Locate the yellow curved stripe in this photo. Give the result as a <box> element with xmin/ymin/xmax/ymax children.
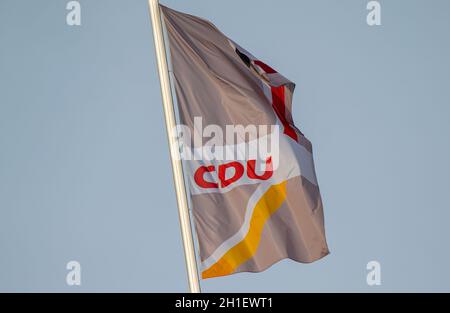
<box><xmin>202</xmin><ymin>181</ymin><xmax>287</xmax><ymax>279</ymax></box>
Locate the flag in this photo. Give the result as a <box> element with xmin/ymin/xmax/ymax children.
<box><xmin>161</xmin><ymin>5</ymin><xmax>329</xmax><ymax>279</ymax></box>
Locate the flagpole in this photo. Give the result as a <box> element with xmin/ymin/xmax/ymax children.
<box><xmin>148</xmin><ymin>0</ymin><xmax>201</xmax><ymax>293</ymax></box>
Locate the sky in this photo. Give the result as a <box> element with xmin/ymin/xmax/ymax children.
<box><xmin>0</xmin><ymin>0</ymin><xmax>449</xmax><ymax>292</ymax></box>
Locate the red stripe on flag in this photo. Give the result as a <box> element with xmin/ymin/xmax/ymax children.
<box><xmin>254</xmin><ymin>60</ymin><xmax>277</xmax><ymax>74</ymax></box>
<box><xmin>271</xmin><ymin>85</ymin><xmax>298</xmax><ymax>141</ymax></box>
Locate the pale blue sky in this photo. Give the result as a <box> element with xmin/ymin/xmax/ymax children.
<box><xmin>0</xmin><ymin>0</ymin><xmax>449</xmax><ymax>292</ymax></box>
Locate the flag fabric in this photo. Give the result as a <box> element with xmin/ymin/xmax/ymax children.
<box><xmin>161</xmin><ymin>5</ymin><xmax>329</xmax><ymax>279</ymax></box>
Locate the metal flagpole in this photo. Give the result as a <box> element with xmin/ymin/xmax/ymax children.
<box><xmin>148</xmin><ymin>0</ymin><xmax>201</xmax><ymax>293</ymax></box>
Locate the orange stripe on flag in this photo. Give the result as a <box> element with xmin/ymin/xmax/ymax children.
<box><xmin>202</xmin><ymin>181</ymin><xmax>288</xmax><ymax>279</ymax></box>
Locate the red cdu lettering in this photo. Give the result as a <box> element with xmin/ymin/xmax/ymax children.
<box><xmin>194</xmin><ymin>157</ymin><xmax>274</xmax><ymax>189</ymax></box>
<box><xmin>247</xmin><ymin>157</ymin><xmax>273</xmax><ymax>180</ymax></box>
<box><xmin>194</xmin><ymin>165</ymin><xmax>219</xmax><ymax>189</ymax></box>
<box><xmin>218</xmin><ymin>162</ymin><xmax>244</xmax><ymax>188</ymax></box>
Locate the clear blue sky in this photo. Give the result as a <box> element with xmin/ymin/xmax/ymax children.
<box><xmin>1</xmin><ymin>0</ymin><xmax>449</xmax><ymax>292</ymax></box>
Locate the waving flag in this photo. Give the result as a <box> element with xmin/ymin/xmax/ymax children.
<box><xmin>161</xmin><ymin>5</ymin><xmax>329</xmax><ymax>279</ymax></box>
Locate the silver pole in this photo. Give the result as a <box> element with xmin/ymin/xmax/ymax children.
<box><xmin>148</xmin><ymin>0</ymin><xmax>201</xmax><ymax>293</ymax></box>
